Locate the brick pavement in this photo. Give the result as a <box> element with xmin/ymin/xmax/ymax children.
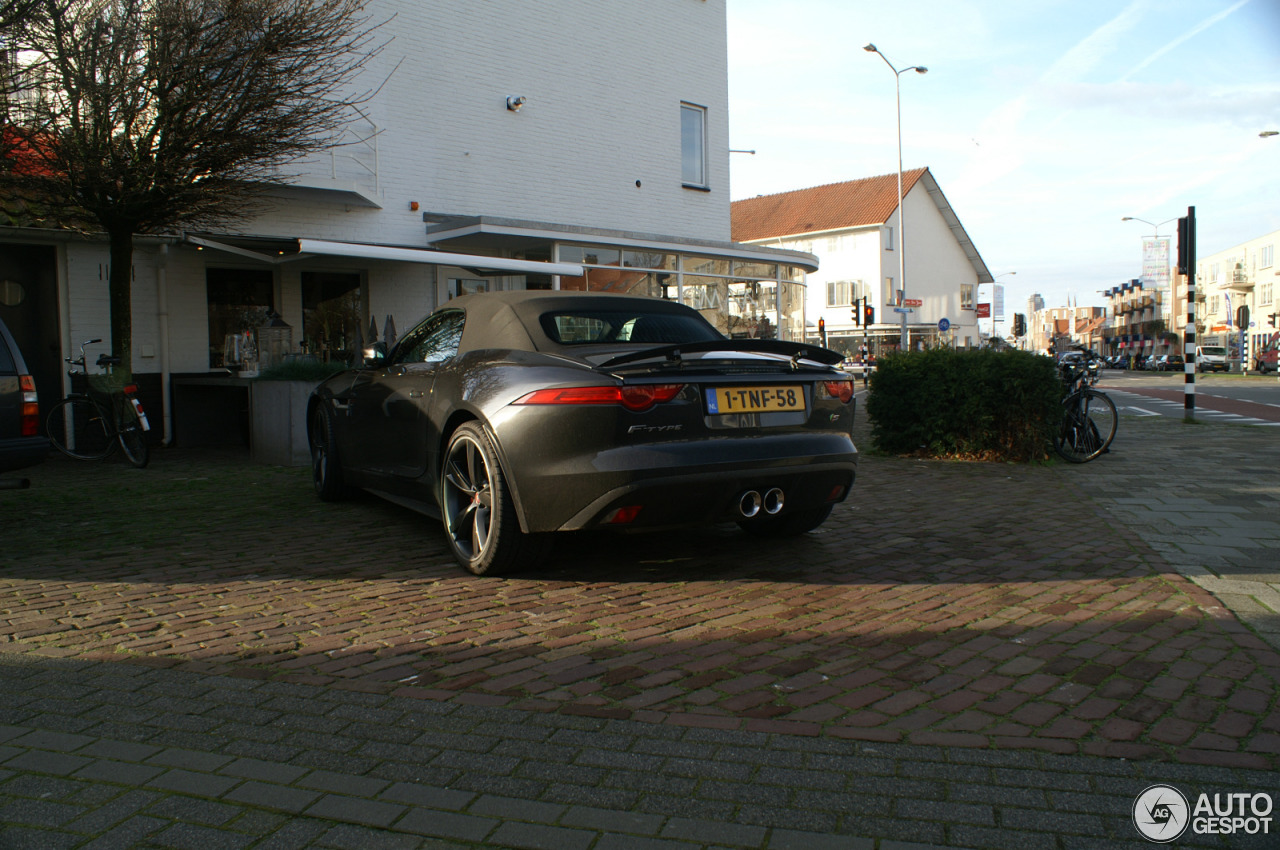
<box><xmin>2</xmin><ymin>410</ymin><xmax>1279</xmax><ymax>848</ymax></box>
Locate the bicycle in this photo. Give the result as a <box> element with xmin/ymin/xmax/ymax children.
<box><xmin>1054</xmin><ymin>348</ymin><xmax>1116</xmax><ymax>463</ymax></box>
<box><xmin>45</xmin><ymin>338</ymin><xmax>152</xmax><ymax>468</ymax></box>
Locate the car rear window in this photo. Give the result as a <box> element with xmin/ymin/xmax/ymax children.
<box><xmin>540</xmin><ymin>310</ymin><xmax>722</xmax><ymax>345</ymax></box>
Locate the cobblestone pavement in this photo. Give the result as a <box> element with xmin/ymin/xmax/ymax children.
<box><xmin>2</xmin><ymin>409</ymin><xmax>1278</xmax><ymax>849</ymax></box>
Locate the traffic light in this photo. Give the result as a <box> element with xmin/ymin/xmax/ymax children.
<box><xmin>851</xmin><ymin>306</ymin><xmax>860</xmax><ymax>326</ymax></box>
<box><xmin>863</xmin><ymin>303</ymin><xmax>874</xmax><ymax>326</ymax></box>
<box><xmin>1013</xmin><ymin>313</ymin><xmax>1026</xmax><ymax>337</ymax></box>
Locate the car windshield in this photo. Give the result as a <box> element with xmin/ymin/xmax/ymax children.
<box><xmin>540</xmin><ymin>310</ymin><xmax>723</xmax><ymax>346</ymax></box>
<box><xmin>1200</xmin><ymin>347</ymin><xmax>1225</xmax><ymax>356</ymax></box>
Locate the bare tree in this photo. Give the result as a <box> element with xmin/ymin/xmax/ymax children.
<box><xmin>3</xmin><ymin>0</ymin><xmax>385</xmax><ymax>375</ymax></box>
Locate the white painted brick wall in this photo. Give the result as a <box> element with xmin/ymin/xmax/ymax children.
<box><xmin>257</xmin><ymin>0</ymin><xmax>731</xmax><ymax>243</ymax></box>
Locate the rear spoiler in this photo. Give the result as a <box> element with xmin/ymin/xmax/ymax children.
<box><xmin>599</xmin><ymin>339</ymin><xmax>844</xmax><ymax>369</ymax></box>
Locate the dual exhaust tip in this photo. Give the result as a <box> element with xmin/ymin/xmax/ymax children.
<box><xmin>739</xmin><ymin>488</ymin><xmax>784</xmax><ymax>518</ymax></box>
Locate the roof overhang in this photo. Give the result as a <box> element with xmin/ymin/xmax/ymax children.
<box><xmin>266</xmin><ymin>179</ymin><xmax>383</xmax><ymax>209</ymax></box>
<box><xmin>423</xmin><ymin>215</ymin><xmax>820</xmax><ymax>273</ymax></box>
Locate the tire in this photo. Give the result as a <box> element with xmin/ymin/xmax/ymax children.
<box><xmin>46</xmin><ymin>397</ymin><xmax>113</xmax><ymax>460</ymax></box>
<box><xmin>738</xmin><ymin>504</ymin><xmax>834</xmax><ymax>538</ymax></box>
<box><xmin>309</xmin><ymin>403</ymin><xmax>352</xmax><ymax>501</ymax></box>
<box><xmin>117</xmin><ymin>418</ymin><xmax>150</xmax><ymax>468</ymax></box>
<box><xmin>440</xmin><ymin>421</ymin><xmax>549</xmax><ymax>576</ymax></box>
<box><xmin>1054</xmin><ymin>389</ymin><xmax>1117</xmax><ymax>463</ymax></box>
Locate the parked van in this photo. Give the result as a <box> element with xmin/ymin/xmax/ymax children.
<box><xmin>1196</xmin><ymin>345</ymin><xmax>1229</xmax><ymax>373</ymax></box>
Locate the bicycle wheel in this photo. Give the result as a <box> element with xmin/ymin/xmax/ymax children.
<box><xmin>46</xmin><ymin>397</ymin><xmax>113</xmax><ymax>460</ymax></box>
<box><xmin>1054</xmin><ymin>389</ymin><xmax>1117</xmax><ymax>463</ymax></box>
<box><xmin>117</xmin><ymin>414</ymin><xmax>150</xmax><ymax>468</ymax></box>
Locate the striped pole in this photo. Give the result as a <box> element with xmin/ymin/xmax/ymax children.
<box><xmin>1179</xmin><ymin>208</ymin><xmax>1196</xmax><ymax>420</ymax></box>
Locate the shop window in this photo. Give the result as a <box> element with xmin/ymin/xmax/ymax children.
<box><xmin>301</xmin><ymin>271</ymin><xmax>364</xmax><ymax>363</ymax></box>
<box><xmin>207</xmin><ymin>268</ymin><xmax>274</xmax><ymax>368</ymax></box>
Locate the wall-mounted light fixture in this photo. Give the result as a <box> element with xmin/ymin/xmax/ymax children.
<box><xmin>506</xmin><ymin>95</ymin><xmax>527</xmax><ymax>112</ymax></box>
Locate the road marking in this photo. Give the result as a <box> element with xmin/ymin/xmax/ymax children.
<box><xmin>1125</xmin><ymin>406</ymin><xmax>1161</xmax><ymax>417</ymax></box>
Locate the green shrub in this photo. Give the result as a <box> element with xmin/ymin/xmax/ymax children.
<box><xmin>865</xmin><ymin>348</ymin><xmax>1060</xmax><ymax>461</ymax></box>
<box><xmin>252</xmin><ymin>358</ymin><xmax>349</xmax><ymax>383</ymax></box>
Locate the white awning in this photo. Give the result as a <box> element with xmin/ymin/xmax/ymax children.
<box><xmin>296</xmin><ymin>238</ymin><xmax>584</xmax><ymax>277</ymax></box>
<box><xmin>185</xmin><ymin>235</ymin><xmax>583</xmax><ymax>277</ymax></box>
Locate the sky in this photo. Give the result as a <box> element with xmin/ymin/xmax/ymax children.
<box><xmin>725</xmin><ymin>0</ymin><xmax>1280</xmax><ymax>333</ymax></box>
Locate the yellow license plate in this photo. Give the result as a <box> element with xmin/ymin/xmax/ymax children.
<box><xmin>705</xmin><ymin>385</ymin><xmax>805</xmax><ymax>414</ymax></box>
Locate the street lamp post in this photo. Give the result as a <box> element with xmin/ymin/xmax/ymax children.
<box><xmin>864</xmin><ymin>44</ymin><xmax>927</xmax><ymax>352</ymax></box>
<box><xmin>1122</xmin><ymin>215</ymin><xmax>1177</xmax><ymax>361</ymax></box>
<box><xmin>988</xmin><ymin>271</ymin><xmax>1016</xmax><ymax>342</ymax></box>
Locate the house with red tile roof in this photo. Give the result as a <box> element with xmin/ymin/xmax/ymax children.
<box><xmin>732</xmin><ymin>168</ymin><xmax>993</xmax><ymax>357</ymax></box>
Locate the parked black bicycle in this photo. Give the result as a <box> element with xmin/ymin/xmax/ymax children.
<box><xmin>45</xmin><ymin>339</ymin><xmax>151</xmax><ymax>468</ymax></box>
<box><xmin>1054</xmin><ymin>348</ymin><xmax>1115</xmax><ymax>463</ymax></box>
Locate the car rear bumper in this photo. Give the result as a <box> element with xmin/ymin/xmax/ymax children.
<box><xmin>505</xmin><ymin>434</ymin><xmax>857</xmax><ymax>533</ymax></box>
<box><xmin>0</xmin><ymin>436</ymin><xmax>49</xmax><ymax>474</ymax></box>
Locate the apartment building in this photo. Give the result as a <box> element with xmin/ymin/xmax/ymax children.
<box><xmin>1195</xmin><ymin>228</ymin><xmax>1278</xmax><ymax>365</ymax></box>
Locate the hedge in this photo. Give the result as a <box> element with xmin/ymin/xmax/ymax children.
<box><xmin>865</xmin><ymin>348</ymin><xmax>1061</xmax><ymax>462</ymax></box>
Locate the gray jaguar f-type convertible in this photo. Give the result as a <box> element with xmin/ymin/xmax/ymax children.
<box><xmin>308</xmin><ymin>291</ymin><xmax>858</xmax><ymax>575</ymax></box>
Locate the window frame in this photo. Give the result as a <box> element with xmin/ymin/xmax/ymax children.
<box><xmin>680</xmin><ymin>102</ymin><xmax>708</xmax><ymax>189</ymax></box>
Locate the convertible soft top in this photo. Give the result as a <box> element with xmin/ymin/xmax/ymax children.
<box><xmin>449</xmin><ymin>290</ymin><xmax>722</xmax><ymax>354</ymax></box>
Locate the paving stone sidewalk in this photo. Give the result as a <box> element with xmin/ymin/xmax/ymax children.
<box><xmin>2</xmin><ymin>411</ymin><xmax>1279</xmax><ymax>848</ymax></box>
<box><xmin>3</xmin><ymin>652</ymin><xmax>1278</xmax><ymax>850</ymax></box>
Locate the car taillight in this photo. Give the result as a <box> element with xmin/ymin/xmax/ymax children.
<box><xmin>514</xmin><ymin>384</ymin><xmax>684</xmax><ymax>413</ymax></box>
<box><xmin>822</xmin><ymin>380</ymin><xmax>854</xmax><ymax>403</ymax></box>
<box><xmin>19</xmin><ymin>375</ymin><xmax>38</xmax><ymax>437</ymax></box>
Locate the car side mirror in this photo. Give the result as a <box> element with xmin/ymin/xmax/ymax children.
<box><xmin>362</xmin><ymin>341</ymin><xmax>388</xmax><ymax>368</ymax></box>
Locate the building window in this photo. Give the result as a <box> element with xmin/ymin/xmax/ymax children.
<box><xmin>884</xmin><ymin>277</ymin><xmax>895</xmax><ymax>305</ymax></box>
<box><xmin>680</xmin><ymin>103</ymin><xmax>707</xmax><ymax>188</ymax></box>
<box><xmin>826</xmin><ymin>280</ymin><xmax>851</xmax><ymax>307</ymax></box>
<box><xmin>1261</xmin><ymin>282</ymin><xmax>1273</xmax><ymax>306</ymax></box>
<box><xmin>1262</xmin><ymin>244</ymin><xmax>1275</xmax><ymax>269</ymax></box>
<box><xmin>961</xmin><ymin>283</ymin><xmax>975</xmax><ymax>311</ymax></box>
<box><xmin>884</xmin><ymin>226</ymin><xmax>894</xmax><ymax>251</ymax></box>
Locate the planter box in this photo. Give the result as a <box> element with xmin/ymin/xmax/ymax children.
<box><xmin>250</xmin><ymin>381</ymin><xmax>314</xmax><ymax>467</ymax></box>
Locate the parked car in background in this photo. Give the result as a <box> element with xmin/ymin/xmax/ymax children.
<box><xmin>1254</xmin><ymin>332</ymin><xmax>1278</xmax><ymax>373</ymax></box>
<box><xmin>1</xmin><ymin>314</ymin><xmax>49</xmax><ymax>482</ymax></box>
<box><xmin>1156</xmin><ymin>354</ymin><xmax>1185</xmax><ymax>371</ymax></box>
<box><xmin>1197</xmin><ymin>345</ymin><xmax>1229</xmax><ymax>373</ymax></box>
<box><xmin>308</xmin><ymin>291</ymin><xmax>859</xmax><ymax>575</ymax></box>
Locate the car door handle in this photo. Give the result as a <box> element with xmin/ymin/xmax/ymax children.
<box><xmin>408</xmin><ymin>389</ymin><xmax>424</xmax><ymax>398</ymax></box>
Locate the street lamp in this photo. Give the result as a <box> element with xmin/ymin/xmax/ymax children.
<box><xmin>864</xmin><ymin>43</ymin><xmax>927</xmax><ymax>351</ymax></box>
<box><xmin>1120</xmin><ymin>215</ymin><xmax>1177</xmax><ymax>236</ymax></box>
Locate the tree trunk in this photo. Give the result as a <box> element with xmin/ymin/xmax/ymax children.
<box><xmin>107</xmin><ymin>227</ymin><xmax>134</xmax><ymax>379</ymax></box>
